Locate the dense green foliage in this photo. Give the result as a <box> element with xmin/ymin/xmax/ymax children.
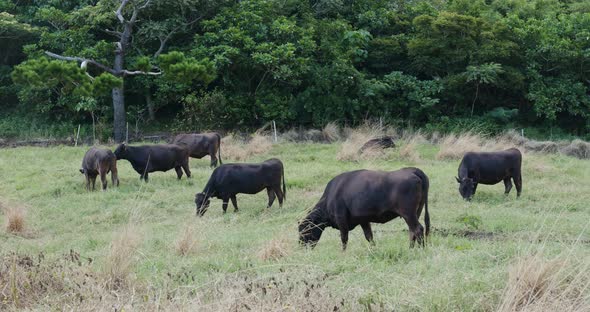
<box><xmin>2</xmin><ymin>0</ymin><xmax>589</xmax><ymax>138</ymax></box>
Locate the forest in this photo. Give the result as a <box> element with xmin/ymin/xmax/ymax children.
<box><xmin>1</xmin><ymin>0</ymin><xmax>590</xmax><ymax>141</ymax></box>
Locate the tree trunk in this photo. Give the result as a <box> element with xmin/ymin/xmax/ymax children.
<box><xmin>146</xmin><ymin>92</ymin><xmax>155</xmax><ymax>121</ymax></box>
<box><xmin>112</xmin><ymin>48</ymin><xmax>126</xmax><ymax>142</ymax></box>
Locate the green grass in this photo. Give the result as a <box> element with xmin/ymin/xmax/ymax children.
<box><xmin>0</xmin><ymin>142</ymin><xmax>589</xmax><ymax>310</ymax></box>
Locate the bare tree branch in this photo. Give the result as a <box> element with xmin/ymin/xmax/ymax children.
<box><xmin>114</xmin><ymin>0</ymin><xmax>130</xmax><ymax>23</ymax></box>
<box><xmin>121</xmin><ymin>69</ymin><xmax>161</xmax><ymax>76</ymax></box>
<box><xmin>104</xmin><ymin>29</ymin><xmax>123</xmax><ymax>38</ymax></box>
<box><xmin>45</xmin><ymin>51</ymin><xmax>117</xmax><ymax>75</ymax></box>
<box><xmin>153</xmin><ymin>16</ymin><xmax>204</xmax><ymax>58</ymax></box>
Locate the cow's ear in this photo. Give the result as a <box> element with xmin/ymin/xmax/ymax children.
<box><xmin>455</xmin><ymin>177</ymin><xmax>461</xmax><ymax>183</ymax></box>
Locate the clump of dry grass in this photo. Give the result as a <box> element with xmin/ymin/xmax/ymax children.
<box><xmin>175</xmin><ymin>224</ymin><xmax>199</xmax><ymax>256</ymax></box>
<box><xmin>337</xmin><ymin>124</ymin><xmax>388</xmax><ymax>161</ymax></box>
<box><xmin>103</xmin><ymin>225</ymin><xmax>141</xmax><ymax>289</ymax></box>
<box><xmin>560</xmin><ymin>139</ymin><xmax>590</xmax><ymax>159</ymax></box>
<box><xmin>322</xmin><ymin>122</ymin><xmax>341</xmax><ymax>142</ymax></box>
<box><xmin>398</xmin><ymin>141</ymin><xmax>421</xmax><ymax>163</ymax></box>
<box><xmin>498</xmin><ymin>253</ymin><xmax>590</xmax><ymax>312</ymax></box>
<box><xmin>257</xmin><ymin>236</ymin><xmax>291</xmax><ymax>261</ymax></box>
<box><xmin>436</xmin><ymin>132</ymin><xmax>517</xmax><ymax>160</ymax></box>
<box><xmin>1</xmin><ymin>200</ymin><xmax>27</xmax><ymax>235</ymax></box>
<box><xmin>221</xmin><ymin>134</ymin><xmax>273</xmax><ymax>161</ymax></box>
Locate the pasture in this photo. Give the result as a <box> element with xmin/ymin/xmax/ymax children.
<box><xmin>0</xmin><ymin>134</ymin><xmax>589</xmax><ymax>311</ymax></box>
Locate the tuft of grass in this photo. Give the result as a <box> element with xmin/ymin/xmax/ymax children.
<box><xmin>498</xmin><ymin>253</ymin><xmax>590</xmax><ymax>312</ymax></box>
<box><xmin>436</xmin><ymin>132</ymin><xmax>517</xmax><ymax>160</ymax></box>
<box><xmin>175</xmin><ymin>224</ymin><xmax>198</xmax><ymax>256</ymax></box>
<box><xmin>221</xmin><ymin>134</ymin><xmax>273</xmax><ymax>161</ymax></box>
<box><xmin>256</xmin><ymin>236</ymin><xmax>291</xmax><ymax>261</ymax></box>
<box><xmin>322</xmin><ymin>122</ymin><xmax>341</xmax><ymax>142</ymax></box>
<box><xmin>103</xmin><ymin>225</ymin><xmax>141</xmax><ymax>289</ymax></box>
<box><xmin>560</xmin><ymin>139</ymin><xmax>590</xmax><ymax>159</ymax></box>
<box><xmin>1</xmin><ymin>200</ymin><xmax>26</xmax><ymax>235</ymax></box>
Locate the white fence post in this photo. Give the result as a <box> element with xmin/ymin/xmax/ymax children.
<box><xmin>272</xmin><ymin>120</ymin><xmax>278</xmax><ymax>143</ymax></box>
<box><xmin>75</xmin><ymin>124</ymin><xmax>80</xmax><ymax>146</ymax></box>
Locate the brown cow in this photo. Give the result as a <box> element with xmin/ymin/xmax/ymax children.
<box><xmin>80</xmin><ymin>147</ymin><xmax>119</xmax><ymax>191</ymax></box>
<box><xmin>172</xmin><ymin>133</ymin><xmax>222</xmax><ymax>167</ymax></box>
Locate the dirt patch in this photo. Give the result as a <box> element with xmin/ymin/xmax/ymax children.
<box><xmin>434</xmin><ymin>228</ymin><xmax>500</xmax><ymax>240</ymax></box>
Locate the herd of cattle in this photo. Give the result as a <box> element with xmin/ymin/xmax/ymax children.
<box><xmin>79</xmin><ymin>132</ymin><xmax>523</xmax><ymax>249</ymax></box>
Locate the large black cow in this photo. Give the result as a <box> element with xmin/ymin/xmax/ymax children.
<box><xmin>456</xmin><ymin>148</ymin><xmax>522</xmax><ymax>200</ymax></box>
<box><xmin>113</xmin><ymin>143</ymin><xmax>191</xmax><ymax>182</ymax></box>
<box><xmin>195</xmin><ymin>158</ymin><xmax>286</xmax><ymax>216</ymax></box>
<box><xmin>299</xmin><ymin>167</ymin><xmax>430</xmax><ymax>250</ymax></box>
<box><xmin>172</xmin><ymin>133</ymin><xmax>222</xmax><ymax>167</ymax></box>
<box><xmin>79</xmin><ymin>147</ymin><xmax>119</xmax><ymax>191</ymax></box>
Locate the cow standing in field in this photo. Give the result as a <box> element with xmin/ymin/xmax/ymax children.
<box><xmin>299</xmin><ymin>167</ymin><xmax>430</xmax><ymax>250</ymax></box>
<box><xmin>113</xmin><ymin>143</ymin><xmax>191</xmax><ymax>182</ymax></box>
<box><xmin>195</xmin><ymin>158</ymin><xmax>286</xmax><ymax>216</ymax></box>
<box><xmin>172</xmin><ymin>133</ymin><xmax>222</xmax><ymax>167</ymax></box>
<box><xmin>80</xmin><ymin>147</ymin><xmax>119</xmax><ymax>191</ymax></box>
<box><xmin>456</xmin><ymin>148</ymin><xmax>522</xmax><ymax>200</ymax></box>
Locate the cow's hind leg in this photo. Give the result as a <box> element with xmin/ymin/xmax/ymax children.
<box><xmin>503</xmin><ymin>177</ymin><xmax>513</xmax><ymax>195</ymax></box>
<box><xmin>361</xmin><ymin>223</ymin><xmax>375</xmax><ymax>245</ymax></box>
<box><xmin>266</xmin><ymin>187</ymin><xmax>276</xmax><ymax>208</ymax></box>
<box><xmin>230</xmin><ymin>195</ymin><xmax>238</xmax><ymax>212</ymax></box>
<box><xmin>209</xmin><ymin>148</ymin><xmax>218</xmax><ymax>168</ymax></box>
<box><xmin>90</xmin><ymin>175</ymin><xmax>97</xmax><ymax>191</ymax></box>
<box><xmin>142</xmin><ymin>172</ymin><xmax>149</xmax><ymax>183</ymax></box>
<box><xmin>85</xmin><ymin>173</ymin><xmax>91</xmax><ymax>191</ymax></box>
<box><xmin>175</xmin><ymin>166</ymin><xmax>183</xmax><ymax>180</ymax></box>
<box><xmin>402</xmin><ymin>213</ymin><xmax>425</xmax><ymax>248</ymax></box>
<box><xmin>514</xmin><ymin>173</ymin><xmax>522</xmax><ymax>197</ymax></box>
<box><xmin>111</xmin><ymin>165</ymin><xmax>119</xmax><ymax>187</ymax></box>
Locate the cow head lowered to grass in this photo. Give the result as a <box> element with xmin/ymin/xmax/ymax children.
<box><xmin>195</xmin><ymin>192</ymin><xmax>211</xmax><ymax>216</ymax></box>
<box><xmin>456</xmin><ymin>176</ymin><xmax>476</xmax><ymax>201</ymax></box>
<box><xmin>299</xmin><ymin>167</ymin><xmax>430</xmax><ymax>250</ymax></box>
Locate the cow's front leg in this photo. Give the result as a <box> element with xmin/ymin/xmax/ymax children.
<box><xmin>175</xmin><ymin>166</ymin><xmax>183</xmax><ymax>180</ymax></box>
<box><xmin>339</xmin><ymin>228</ymin><xmax>349</xmax><ymax>251</ymax></box>
<box><xmin>503</xmin><ymin>178</ymin><xmax>512</xmax><ymax>195</ymax></box>
<box><xmin>361</xmin><ymin>223</ymin><xmax>375</xmax><ymax>245</ymax></box>
<box><xmin>230</xmin><ymin>195</ymin><xmax>238</xmax><ymax>212</ymax></box>
<box><xmin>142</xmin><ymin>172</ymin><xmax>149</xmax><ymax>183</ymax></box>
<box><xmin>222</xmin><ymin>199</ymin><xmax>229</xmax><ymax>214</ymax></box>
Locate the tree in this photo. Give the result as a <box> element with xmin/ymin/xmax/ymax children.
<box><xmin>464</xmin><ymin>63</ymin><xmax>503</xmax><ymax>116</ymax></box>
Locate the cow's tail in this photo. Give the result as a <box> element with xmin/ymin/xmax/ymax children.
<box><xmin>282</xmin><ymin>162</ymin><xmax>286</xmax><ymax>200</ymax></box>
<box><xmin>216</xmin><ymin>133</ymin><xmax>223</xmax><ymax>165</ymax></box>
<box><xmin>412</xmin><ymin>168</ymin><xmax>430</xmax><ymax>237</ymax></box>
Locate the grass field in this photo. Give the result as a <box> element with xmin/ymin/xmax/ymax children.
<box><xmin>0</xmin><ymin>135</ymin><xmax>589</xmax><ymax>311</ymax></box>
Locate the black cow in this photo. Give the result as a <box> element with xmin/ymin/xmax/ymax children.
<box><xmin>456</xmin><ymin>148</ymin><xmax>522</xmax><ymax>200</ymax></box>
<box><xmin>359</xmin><ymin>136</ymin><xmax>396</xmax><ymax>154</ymax></box>
<box><xmin>79</xmin><ymin>147</ymin><xmax>119</xmax><ymax>191</ymax></box>
<box><xmin>113</xmin><ymin>143</ymin><xmax>191</xmax><ymax>182</ymax></box>
<box><xmin>299</xmin><ymin>167</ymin><xmax>430</xmax><ymax>250</ymax></box>
<box><xmin>172</xmin><ymin>132</ymin><xmax>222</xmax><ymax>167</ymax></box>
<box><xmin>195</xmin><ymin>158</ymin><xmax>286</xmax><ymax>216</ymax></box>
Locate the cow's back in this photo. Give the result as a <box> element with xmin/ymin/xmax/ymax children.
<box><xmin>173</xmin><ymin>133</ymin><xmax>218</xmax><ymax>157</ymax></box>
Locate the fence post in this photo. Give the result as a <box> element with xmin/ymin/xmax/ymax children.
<box><xmin>272</xmin><ymin>120</ymin><xmax>278</xmax><ymax>143</ymax></box>
<box><xmin>126</xmin><ymin>122</ymin><xmax>129</xmax><ymax>143</ymax></box>
<box><xmin>75</xmin><ymin>124</ymin><xmax>80</xmax><ymax>146</ymax></box>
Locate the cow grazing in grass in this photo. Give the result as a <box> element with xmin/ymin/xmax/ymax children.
<box><xmin>456</xmin><ymin>148</ymin><xmax>522</xmax><ymax>200</ymax></box>
<box><xmin>299</xmin><ymin>167</ymin><xmax>430</xmax><ymax>250</ymax></box>
<box><xmin>172</xmin><ymin>132</ymin><xmax>222</xmax><ymax>167</ymax></box>
<box><xmin>195</xmin><ymin>158</ymin><xmax>286</xmax><ymax>216</ymax></box>
<box><xmin>80</xmin><ymin>147</ymin><xmax>119</xmax><ymax>191</ymax></box>
<box><xmin>359</xmin><ymin>136</ymin><xmax>396</xmax><ymax>154</ymax></box>
<box><xmin>113</xmin><ymin>143</ymin><xmax>191</xmax><ymax>182</ymax></box>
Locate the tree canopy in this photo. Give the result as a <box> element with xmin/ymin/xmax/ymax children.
<box><xmin>2</xmin><ymin>0</ymin><xmax>590</xmax><ymax>138</ymax></box>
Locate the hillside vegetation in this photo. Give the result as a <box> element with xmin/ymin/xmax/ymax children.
<box><xmin>1</xmin><ymin>130</ymin><xmax>589</xmax><ymax>311</ymax></box>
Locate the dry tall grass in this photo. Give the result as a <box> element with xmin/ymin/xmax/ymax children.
<box><xmin>221</xmin><ymin>134</ymin><xmax>273</xmax><ymax>161</ymax></box>
<box><xmin>337</xmin><ymin>124</ymin><xmax>389</xmax><ymax>161</ymax></box>
<box><xmin>1</xmin><ymin>200</ymin><xmax>26</xmax><ymax>235</ymax></box>
<box><xmin>322</xmin><ymin>122</ymin><xmax>342</xmax><ymax>142</ymax></box>
<box><xmin>103</xmin><ymin>225</ymin><xmax>141</xmax><ymax>288</ymax></box>
<box><xmin>498</xmin><ymin>253</ymin><xmax>590</xmax><ymax>312</ymax></box>
<box><xmin>175</xmin><ymin>224</ymin><xmax>198</xmax><ymax>256</ymax></box>
<box><xmin>256</xmin><ymin>236</ymin><xmax>292</xmax><ymax>261</ymax></box>
<box><xmin>436</xmin><ymin>132</ymin><xmax>517</xmax><ymax>160</ymax></box>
